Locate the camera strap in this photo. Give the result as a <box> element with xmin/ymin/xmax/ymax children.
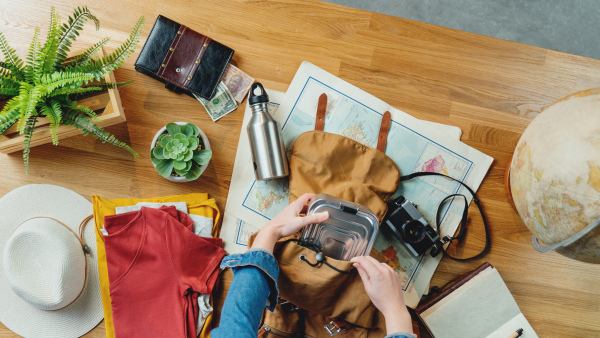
<box><xmin>399</xmin><ymin>172</ymin><xmax>490</xmax><ymax>261</ymax></box>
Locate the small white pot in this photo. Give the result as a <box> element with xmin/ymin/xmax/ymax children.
<box><xmin>150</xmin><ymin>122</ymin><xmax>211</xmax><ymax>182</ymax></box>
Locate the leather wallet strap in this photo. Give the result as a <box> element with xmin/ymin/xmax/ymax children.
<box><xmin>315</xmin><ymin>93</ymin><xmax>328</xmax><ymax>131</ymax></box>
<box><xmin>156</xmin><ymin>25</ymin><xmax>212</xmax><ymax>89</ymax></box>
<box><xmin>376</xmin><ymin>111</ymin><xmax>391</xmax><ymax>152</ymax></box>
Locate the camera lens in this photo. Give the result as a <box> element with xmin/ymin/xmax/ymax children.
<box><xmin>400</xmin><ymin>220</ymin><xmax>427</xmax><ymax>243</ymax></box>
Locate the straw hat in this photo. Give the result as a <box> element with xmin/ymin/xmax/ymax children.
<box><xmin>0</xmin><ymin>184</ymin><xmax>103</xmax><ymax>337</ymax></box>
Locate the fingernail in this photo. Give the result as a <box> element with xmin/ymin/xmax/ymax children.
<box><xmin>320</xmin><ymin>211</ymin><xmax>329</xmax><ymax>221</ymax></box>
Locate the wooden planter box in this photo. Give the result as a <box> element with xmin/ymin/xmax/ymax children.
<box><xmin>0</xmin><ymin>47</ymin><xmax>126</xmax><ymax>154</ymax></box>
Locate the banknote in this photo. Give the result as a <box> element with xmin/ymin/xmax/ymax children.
<box><xmin>194</xmin><ymin>82</ymin><xmax>238</xmax><ymax>121</ymax></box>
<box><xmin>221</xmin><ymin>63</ymin><xmax>254</xmax><ymax>103</ymax></box>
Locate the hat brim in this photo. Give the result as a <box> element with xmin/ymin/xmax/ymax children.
<box><xmin>0</xmin><ymin>185</ymin><xmax>103</xmax><ymax>338</ymax></box>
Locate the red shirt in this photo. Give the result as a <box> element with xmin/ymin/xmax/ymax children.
<box><xmin>104</xmin><ymin>206</ymin><xmax>225</xmax><ymax>338</ymax></box>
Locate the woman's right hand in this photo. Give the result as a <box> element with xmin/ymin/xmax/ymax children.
<box><xmin>351</xmin><ymin>256</ymin><xmax>413</xmax><ymax>335</ymax></box>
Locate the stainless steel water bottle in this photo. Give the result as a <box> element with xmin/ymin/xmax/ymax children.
<box><xmin>247</xmin><ymin>83</ymin><xmax>289</xmax><ymax>180</ymax></box>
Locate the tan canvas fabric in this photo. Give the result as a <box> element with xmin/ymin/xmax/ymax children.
<box><xmin>288</xmin><ymin>131</ymin><xmax>400</xmax><ymax>222</ymax></box>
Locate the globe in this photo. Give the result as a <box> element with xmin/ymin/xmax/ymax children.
<box><xmin>509</xmin><ymin>88</ymin><xmax>600</xmax><ymax>263</ymax></box>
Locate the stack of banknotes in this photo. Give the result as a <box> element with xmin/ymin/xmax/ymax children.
<box><xmin>193</xmin><ymin>63</ymin><xmax>255</xmax><ymax>121</ymax></box>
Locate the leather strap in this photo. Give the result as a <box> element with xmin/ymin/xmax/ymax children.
<box><xmin>315</xmin><ymin>93</ymin><xmax>328</xmax><ymax>131</ymax></box>
<box><xmin>377</xmin><ymin>111</ymin><xmax>391</xmax><ymax>152</ymax></box>
<box><xmin>156</xmin><ymin>24</ymin><xmax>211</xmax><ymax>89</ymax></box>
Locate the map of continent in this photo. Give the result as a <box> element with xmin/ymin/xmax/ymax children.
<box><xmin>243</xmin><ymin>178</ymin><xmax>289</xmax><ymax>220</ymax></box>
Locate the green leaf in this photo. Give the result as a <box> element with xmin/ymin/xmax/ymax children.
<box><xmin>152</xmin><ymin>146</ymin><xmax>165</xmax><ymax>159</ymax></box>
<box><xmin>174</xmin><ymin>167</ymin><xmax>189</xmax><ymax>176</ymax></box>
<box><xmin>55</xmin><ymin>6</ymin><xmax>100</xmax><ymax>66</ymax></box>
<box><xmin>0</xmin><ymin>32</ymin><xmax>24</xmax><ymax>73</ymax></box>
<box><xmin>173</xmin><ymin>133</ymin><xmax>187</xmax><ymax>142</ymax></box>
<box><xmin>150</xmin><ymin>151</ymin><xmax>161</xmax><ymax>165</ymax></box>
<box><xmin>66</xmin><ymin>16</ymin><xmax>145</xmax><ymax>80</ymax></box>
<box><xmin>182</xmin><ymin>150</ymin><xmax>193</xmax><ymax>162</ymax></box>
<box><xmin>187</xmin><ymin>137</ymin><xmax>199</xmax><ymax>151</ymax></box>
<box><xmin>62</xmin><ymin>109</ymin><xmax>138</xmax><ymax>157</ymax></box>
<box><xmin>187</xmin><ymin>123</ymin><xmax>200</xmax><ymax>136</ymax></box>
<box><xmin>37</xmin><ymin>7</ymin><xmax>62</xmax><ymax>75</ymax></box>
<box><xmin>166</xmin><ymin>122</ymin><xmax>180</xmax><ymax>137</ymax></box>
<box><xmin>155</xmin><ymin>159</ymin><xmax>174</xmax><ymax>178</ymax></box>
<box><xmin>24</xmin><ymin>27</ymin><xmax>41</xmax><ymax>83</ymax></box>
<box><xmin>63</xmin><ymin>37</ymin><xmax>109</xmax><ymax>67</ymax></box>
<box><xmin>158</xmin><ymin>134</ymin><xmax>172</xmax><ymax>148</ymax></box>
<box><xmin>185</xmin><ymin>162</ymin><xmax>203</xmax><ymax>181</ymax></box>
<box><xmin>193</xmin><ymin>149</ymin><xmax>212</xmax><ymax>165</ymax></box>
<box><xmin>173</xmin><ymin>160</ymin><xmax>187</xmax><ymax>170</ymax></box>
<box><xmin>182</xmin><ymin>123</ymin><xmax>194</xmax><ymax>137</ymax></box>
<box><xmin>21</xmin><ymin>115</ymin><xmax>38</xmax><ymax>174</ymax></box>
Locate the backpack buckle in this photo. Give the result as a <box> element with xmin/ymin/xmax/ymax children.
<box><xmin>324</xmin><ymin>320</ymin><xmax>347</xmax><ymax>336</ymax></box>
<box><xmin>278</xmin><ymin>298</ymin><xmax>299</xmax><ymax>313</ymax></box>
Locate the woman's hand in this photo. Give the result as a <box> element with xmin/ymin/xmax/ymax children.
<box><xmin>351</xmin><ymin>256</ymin><xmax>413</xmax><ymax>335</ymax></box>
<box><xmin>251</xmin><ymin>193</ymin><xmax>329</xmax><ymax>254</ymax></box>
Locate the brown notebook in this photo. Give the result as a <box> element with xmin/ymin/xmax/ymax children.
<box><xmin>416</xmin><ymin>263</ymin><xmax>537</xmax><ymax>338</ymax></box>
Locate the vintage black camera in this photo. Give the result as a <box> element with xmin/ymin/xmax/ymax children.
<box><xmin>384</xmin><ymin>196</ymin><xmax>444</xmax><ymax>257</ymax></box>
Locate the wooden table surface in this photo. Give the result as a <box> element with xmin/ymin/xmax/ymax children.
<box><xmin>1</xmin><ymin>0</ymin><xmax>599</xmax><ymax>337</ymax></box>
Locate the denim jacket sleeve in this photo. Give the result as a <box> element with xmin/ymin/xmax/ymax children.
<box><xmin>210</xmin><ymin>249</ymin><xmax>280</xmax><ymax>338</ymax></box>
<box><xmin>385</xmin><ymin>332</ymin><xmax>417</xmax><ymax>338</ymax></box>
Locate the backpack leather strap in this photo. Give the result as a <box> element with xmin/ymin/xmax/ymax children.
<box><xmin>315</xmin><ymin>93</ymin><xmax>328</xmax><ymax>131</ymax></box>
<box><xmin>377</xmin><ymin>111</ymin><xmax>391</xmax><ymax>153</ymax></box>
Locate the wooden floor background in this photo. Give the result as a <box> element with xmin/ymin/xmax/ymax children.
<box><xmin>0</xmin><ymin>0</ymin><xmax>599</xmax><ymax>337</ymax></box>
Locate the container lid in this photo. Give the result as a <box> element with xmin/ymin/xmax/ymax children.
<box><xmin>300</xmin><ymin>194</ymin><xmax>379</xmax><ymax>261</ymax></box>
<box><xmin>249</xmin><ymin>83</ymin><xmax>269</xmax><ymax>105</ymax></box>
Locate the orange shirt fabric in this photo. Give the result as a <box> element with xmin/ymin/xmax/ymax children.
<box><xmin>104</xmin><ymin>206</ymin><xmax>226</xmax><ymax>338</ymax></box>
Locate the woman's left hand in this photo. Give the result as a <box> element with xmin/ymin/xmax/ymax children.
<box><xmin>251</xmin><ymin>193</ymin><xmax>329</xmax><ymax>254</ymax></box>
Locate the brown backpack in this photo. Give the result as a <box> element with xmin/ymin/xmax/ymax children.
<box><xmin>255</xmin><ymin>93</ymin><xmax>402</xmax><ymax>337</ymax></box>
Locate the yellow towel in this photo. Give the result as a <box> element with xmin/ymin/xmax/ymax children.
<box><xmin>92</xmin><ymin>193</ymin><xmax>221</xmax><ymax>338</ymax></box>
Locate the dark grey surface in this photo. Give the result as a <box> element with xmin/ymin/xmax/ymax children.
<box><xmin>321</xmin><ymin>0</ymin><xmax>600</xmax><ymax>60</ymax></box>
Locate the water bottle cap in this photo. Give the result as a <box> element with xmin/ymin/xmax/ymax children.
<box><xmin>249</xmin><ymin>83</ymin><xmax>269</xmax><ymax>105</ymax></box>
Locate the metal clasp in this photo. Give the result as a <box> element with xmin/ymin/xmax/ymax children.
<box><xmin>339</xmin><ymin>201</ymin><xmax>358</xmax><ymax>215</ymax></box>
<box><xmin>278</xmin><ymin>298</ymin><xmax>299</xmax><ymax>313</ymax></box>
<box><xmin>324</xmin><ymin>320</ymin><xmax>345</xmax><ymax>336</ymax></box>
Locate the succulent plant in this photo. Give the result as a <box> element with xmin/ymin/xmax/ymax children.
<box><xmin>151</xmin><ymin>122</ymin><xmax>212</xmax><ymax>181</ymax></box>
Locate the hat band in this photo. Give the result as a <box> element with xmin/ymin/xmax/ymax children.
<box><xmin>10</xmin><ymin>215</ymin><xmax>93</xmax><ymax>311</ymax></box>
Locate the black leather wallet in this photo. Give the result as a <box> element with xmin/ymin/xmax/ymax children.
<box><xmin>135</xmin><ymin>15</ymin><xmax>234</xmax><ymax>100</ymax></box>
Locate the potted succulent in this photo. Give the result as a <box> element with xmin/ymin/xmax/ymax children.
<box><xmin>0</xmin><ymin>6</ymin><xmax>144</xmax><ymax>173</ymax></box>
<box><xmin>150</xmin><ymin>122</ymin><xmax>212</xmax><ymax>182</ymax></box>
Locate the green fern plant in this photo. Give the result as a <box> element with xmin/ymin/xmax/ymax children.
<box><xmin>0</xmin><ymin>6</ymin><xmax>145</xmax><ymax>173</ymax></box>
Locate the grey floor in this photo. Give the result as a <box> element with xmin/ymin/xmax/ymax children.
<box><xmin>322</xmin><ymin>0</ymin><xmax>600</xmax><ymax>60</ymax></box>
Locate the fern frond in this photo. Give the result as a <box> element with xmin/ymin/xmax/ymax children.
<box><xmin>24</xmin><ymin>27</ymin><xmax>41</xmax><ymax>83</ymax></box>
<box><xmin>0</xmin><ymin>87</ymin><xmax>19</xmax><ymax>96</ymax></box>
<box><xmin>86</xmin><ymin>79</ymin><xmax>134</xmax><ymax>90</ymax></box>
<box><xmin>68</xmin><ymin>16</ymin><xmax>145</xmax><ymax>80</ymax></box>
<box><xmin>0</xmin><ymin>32</ymin><xmax>24</xmax><ymax>72</ymax></box>
<box><xmin>40</xmin><ymin>99</ymin><xmax>61</xmax><ymax>144</ymax></box>
<box><xmin>49</xmin><ymin>85</ymin><xmax>102</xmax><ymax>98</ymax></box>
<box><xmin>55</xmin><ymin>6</ymin><xmax>100</xmax><ymax>66</ymax></box>
<box><xmin>0</xmin><ymin>62</ymin><xmax>23</xmax><ymax>82</ymax></box>
<box><xmin>0</xmin><ymin>98</ymin><xmax>21</xmax><ymax>125</ymax></box>
<box><xmin>66</xmin><ymin>100</ymin><xmax>99</xmax><ymax>121</ymax></box>
<box><xmin>37</xmin><ymin>7</ymin><xmax>62</xmax><ymax>75</ymax></box>
<box><xmin>39</xmin><ymin>71</ymin><xmax>95</xmax><ymax>92</ymax></box>
<box><xmin>0</xmin><ymin>119</ymin><xmax>16</xmax><ymax>136</ymax></box>
<box><xmin>63</xmin><ymin>37</ymin><xmax>109</xmax><ymax>67</ymax></box>
<box><xmin>16</xmin><ymin>83</ymin><xmax>44</xmax><ymax>134</ymax></box>
<box><xmin>21</xmin><ymin>115</ymin><xmax>37</xmax><ymax>174</ymax></box>
<box><xmin>63</xmin><ymin>109</ymin><xmax>138</xmax><ymax>156</ymax></box>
